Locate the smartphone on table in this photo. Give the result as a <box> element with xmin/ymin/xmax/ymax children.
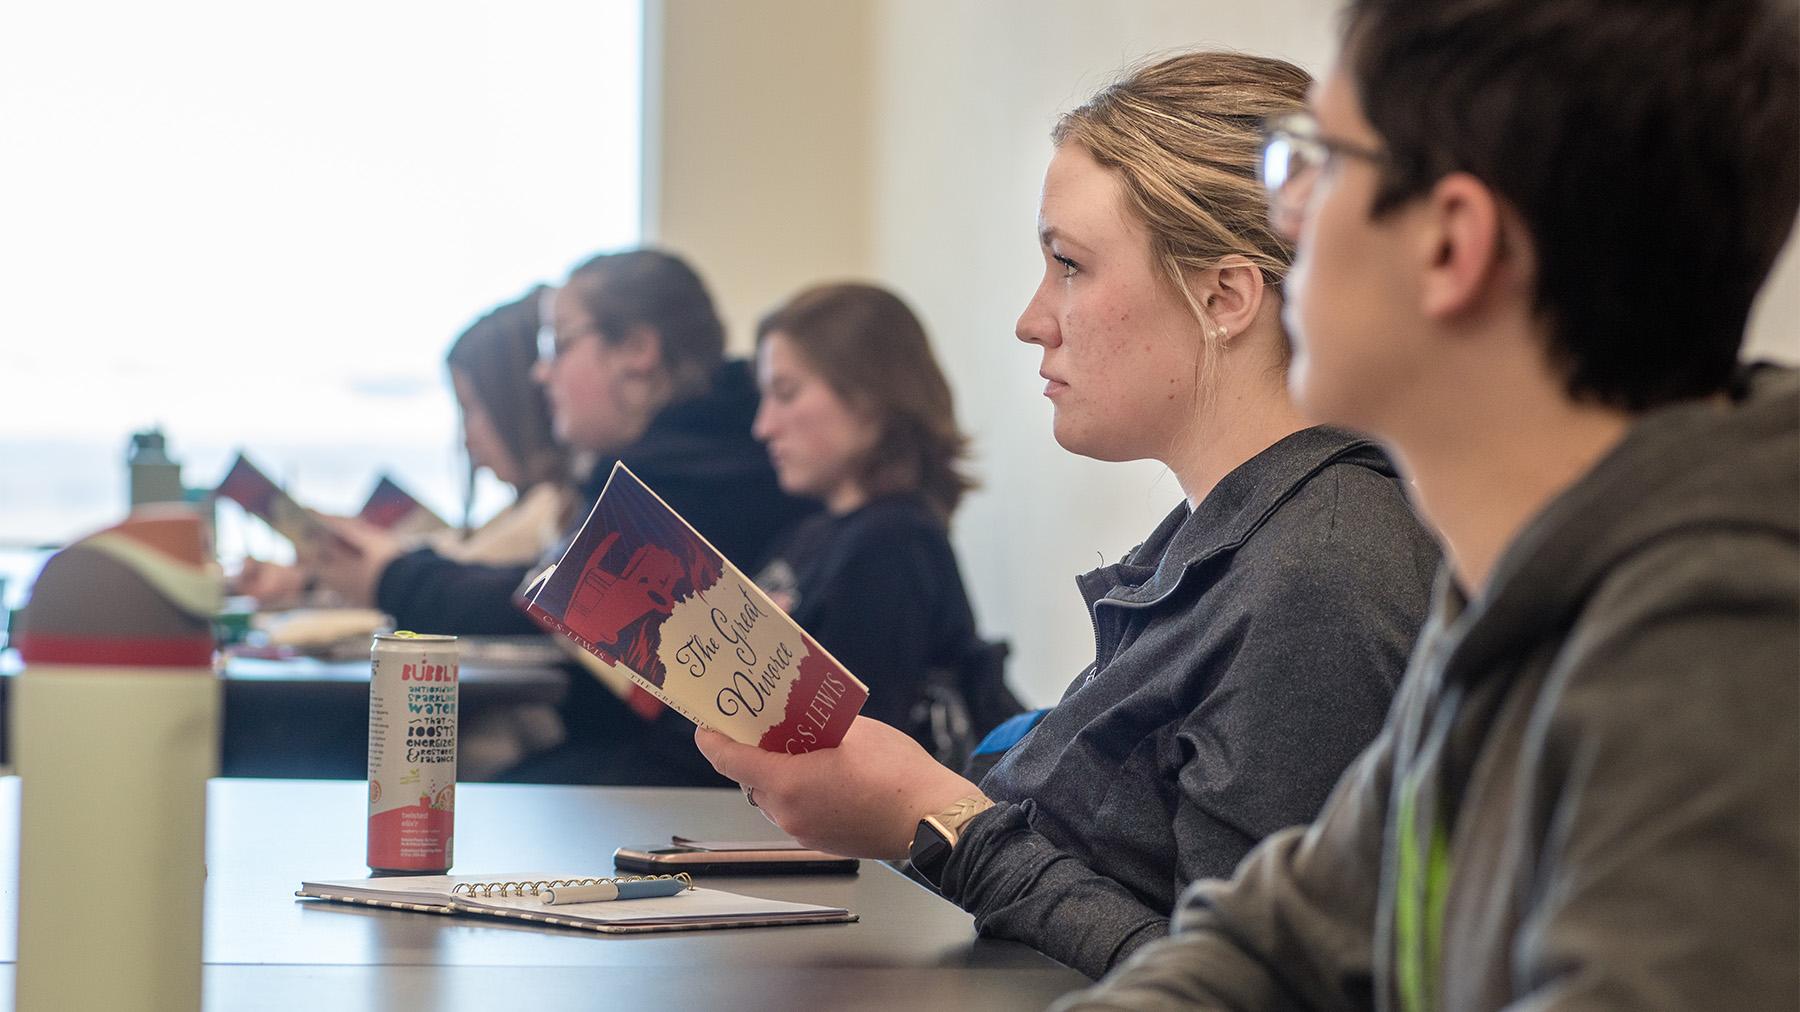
<box><xmin>613</xmin><ymin>837</ymin><xmax>859</xmax><ymax>876</ymax></box>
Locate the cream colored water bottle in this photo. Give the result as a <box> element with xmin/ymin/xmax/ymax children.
<box><xmin>11</xmin><ymin>508</ymin><xmax>221</xmax><ymax>1012</ymax></box>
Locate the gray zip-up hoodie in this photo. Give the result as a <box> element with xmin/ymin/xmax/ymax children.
<box><xmin>1058</xmin><ymin>365</ymin><xmax>1800</xmax><ymax>1011</ymax></box>
<box><xmin>938</xmin><ymin>427</ymin><xmax>1440</xmax><ymax>979</ymax></box>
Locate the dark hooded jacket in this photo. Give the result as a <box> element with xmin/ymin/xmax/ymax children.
<box><xmin>376</xmin><ymin>360</ymin><xmax>814</xmax><ymax>787</ymax></box>
<box><xmin>1062</xmin><ymin>366</ymin><xmax>1799</xmax><ymax>1010</ymax></box>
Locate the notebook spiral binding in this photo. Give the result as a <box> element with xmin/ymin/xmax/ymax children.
<box><xmin>449</xmin><ymin>873</ymin><xmax>694</xmax><ymax>898</ymax></box>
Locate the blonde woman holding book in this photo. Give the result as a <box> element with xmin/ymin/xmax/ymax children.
<box><xmin>698</xmin><ymin>51</ymin><xmax>1440</xmax><ymax>978</ymax></box>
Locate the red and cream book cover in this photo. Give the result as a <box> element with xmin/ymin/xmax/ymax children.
<box><xmin>358</xmin><ymin>474</ymin><xmax>448</xmax><ymax>536</ymax></box>
<box><xmin>214</xmin><ymin>452</ymin><xmax>352</xmax><ymax>552</ymax></box>
<box><xmin>520</xmin><ymin>463</ymin><xmax>867</xmax><ymax>753</ymax></box>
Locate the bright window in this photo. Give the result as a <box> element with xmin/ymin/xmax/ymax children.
<box><xmin>0</xmin><ymin>0</ymin><xmax>643</xmax><ymax>566</ymax></box>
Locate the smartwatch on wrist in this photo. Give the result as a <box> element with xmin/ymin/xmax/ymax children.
<box><xmin>907</xmin><ymin>794</ymin><xmax>996</xmax><ymax>888</ymax></box>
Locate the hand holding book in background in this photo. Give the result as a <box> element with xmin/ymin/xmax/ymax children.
<box><xmin>358</xmin><ymin>474</ymin><xmax>448</xmax><ymax>536</ymax></box>
<box><xmin>215</xmin><ymin>453</ymin><xmax>422</xmax><ymax>610</ymax></box>
<box><xmin>215</xmin><ymin>453</ymin><xmax>354</xmax><ymax>556</ymax></box>
<box><xmin>308</xmin><ymin>515</ymin><xmax>404</xmax><ymax>610</ymax></box>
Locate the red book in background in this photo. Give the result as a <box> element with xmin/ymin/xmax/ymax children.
<box><xmin>214</xmin><ymin>452</ymin><xmax>354</xmax><ymax>553</ymax></box>
<box><xmin>358</xmin><ymin>474</ymin><xmax>448</xmax><ymax>536</ymax></box>
<box><xmin>518</xmin><ymin>463</ymin><xmax>867</xmax><ymax>754</ymax></box>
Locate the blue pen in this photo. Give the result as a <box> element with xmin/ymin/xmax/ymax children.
<box><xmin>541</xmin><ymin>879</ymin><xmax>688</xmax><ymax>905</ymax></box>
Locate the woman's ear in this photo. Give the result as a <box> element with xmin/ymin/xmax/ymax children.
<box><xmin>612</xmin><ymin>324</ymin><xmax>665</xmax><ymax>379</ymax></box>
<box><xmin>1188</xmin><ymin>254</ymin><xmax>1266</xmax><ymax>343</ymax></box>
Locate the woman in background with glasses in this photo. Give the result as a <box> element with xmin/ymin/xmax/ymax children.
<box><xmin>315</xmin><ymin>248</ymin><xmax>816</xmax><ymax>785</ymax></box>
<box><xmin>696</xmin><ymin>51</ymin><xmax>1441</xmax><ymax>978</ymax></box>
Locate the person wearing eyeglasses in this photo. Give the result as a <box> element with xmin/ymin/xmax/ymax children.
<box><xmin>316</xmin><ymin>248</ymin><xmax>816</xmax><ymax>785</ymax></box>
<box><xmin>695</xmin><ymin>51</ymin><xmax>1442</xmax><ymax>979</ymax></box>
<box><xmin>1060</xmin><ymin>1</ymin><xmax>1798</xmax><ymax>1009</ymax></box>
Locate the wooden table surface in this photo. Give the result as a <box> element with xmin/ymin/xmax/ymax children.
<box><xmin>0</xmin><ymin>778</ymin><xmax>1089</xmax><ymax>1010</ymax></box>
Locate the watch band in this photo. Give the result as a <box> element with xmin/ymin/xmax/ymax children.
<box><xmin>908</xmin><ymin>794</ymin><xmax>995</xmax><ymax>888</ymax></box>
<box><xmin>926</xmin><ymin>795</ymin><xmax>997</xmax><ymax>843</ymax></box>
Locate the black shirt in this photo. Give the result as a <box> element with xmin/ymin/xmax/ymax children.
<box><xmin>756</xmin><ymin>493</ymin><xmax>980</xmax><ymax>741</ymax></box>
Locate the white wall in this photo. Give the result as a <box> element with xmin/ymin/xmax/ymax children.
<box><xmin>1749</xmin><ymin>238</ymin><xmax>1800</xmax><ymax>364</ymax></box>
<box><xmin>863</xmin><ymin>1</ymin><xmax>1339</xmax><ymax>706</ymax></box>
<box><xmin>645</xmin><ymin>0</ymin><xmax>875</xmax><ymax>342</ymax></box>
<box><xmin>652</xmin><ymin>1</ymin><xmax>1800</xmax><ymax>707</ymax></box>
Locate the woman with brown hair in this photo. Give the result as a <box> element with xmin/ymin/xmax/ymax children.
<box><xmin>232</xmin><ymin>286</ymin><xmax>572</xmax><ymax>606</ymax></box>
<box><xmin>433</xmin><ymin>285</ymin><xmax>571</xmax><ymax>564</ymax></box>
<box><xmin>697</xmin><ymin>52</ymin><xmax>1440</xmax><ymax>976</ymax></box>
<box><xmin>314</xmin><ymin>248</ymin><xmax>816</xmax><ymax>785</ymax></box>
<box><xmin>750</xmin><ymin>282</ymin><xmax>1017</xmax><ymax>756</ymax></box>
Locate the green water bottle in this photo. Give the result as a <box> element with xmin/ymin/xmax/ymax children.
<box><xmin>126</xmin><ymin>429</ymin><xmax>185</xmax><ymax>508</ymax></box>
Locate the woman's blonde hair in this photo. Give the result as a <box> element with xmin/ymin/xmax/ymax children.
<box><xmin>1054</xmin><ymin>51</ymin><xmax>1310</xmax><ymax>372</ymax></box>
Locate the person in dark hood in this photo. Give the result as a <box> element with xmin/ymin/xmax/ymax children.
<box><xmin>317</xmin><ymin>248</ymin><xmax>815</xmax><ymax>785</ymax></box>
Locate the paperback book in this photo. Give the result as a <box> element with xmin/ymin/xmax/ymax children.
<box><xmin>358</xmin><ymin>474</ymin><xmax>448</xmax><ymax>536</ymax></box>
<box><xmin>519</xmin><ymin>463</ymin><xmax>867</xmax><ymax>753</ymax></box>
<box><xmin>214</xmin><ymin>452</ymin><xmax>351</xmax><ymax>553</ymax></box>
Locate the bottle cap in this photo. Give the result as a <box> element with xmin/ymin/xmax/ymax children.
<box><xmin>14</xmin><ymin>508</ymin><xmax>221</xmax><ymax>668</ymax></box>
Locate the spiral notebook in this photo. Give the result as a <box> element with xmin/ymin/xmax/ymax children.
<box><xmin>296</xmin><ymin>873</ymin><xmax>855</xmax><ymax>934</ymax></box>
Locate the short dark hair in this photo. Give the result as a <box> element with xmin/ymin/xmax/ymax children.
<box><xmin>1342</xmin><ymin>0</ymin><xmax>1799</xmax><ymax>410</ymax></box>
<box><xmin>757</xmin><ymin>282</ymin><xmax>974</xmax><ymax>522</ymax></box>
<box><xmin>566</xmin><ymin>248</ymin><xmax>726</xmax><ymax>401</ymax></box>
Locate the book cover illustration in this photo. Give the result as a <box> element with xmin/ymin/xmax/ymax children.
<box><xmin>214</xmin><ymin>453</ymin><xmax>348</xmax><ymax>553</ymax></box>
<box><xmin>359</xmin><ymin>474</ymin><xmax>448</xmax><ymax>535</ymax></box>
<box><xmin>521</xmin><ymin>463</ymin><xmax>867</xmax><ymax>754</ymax></box>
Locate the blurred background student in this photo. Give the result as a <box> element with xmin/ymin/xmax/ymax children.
<box><xmin>232</xmin><ymin>286</ymin><xmax>572</xmax><ymax>607</ymax></box>
<box><xmin>434</xmin><ymin>284</ymin><xmax>572</xmax><ymax>565</ymax></box>
<box><xmin>750</xmin><ymin>282</ymin><xmax>1021</xmax><ymax>766</ymax></box>
<box><xmin>315</xmin><ymin>247</ymin><xmax>814</xmax><ymax>785</ymax></box>
<box><xmin>313</xmin><ymin>248</ymin><xmax>812</xmax><ymax>629</ymax></box>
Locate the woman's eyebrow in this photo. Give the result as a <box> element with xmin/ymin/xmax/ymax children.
<box><xmin>1039</xmin><ymin>225</ymin><xmax>1091</xmax><ymax>251</ymax></box>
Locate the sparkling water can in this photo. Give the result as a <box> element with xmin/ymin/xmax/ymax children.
<box><xmin>367</xmin><ymin>631</ymin><xmax>458</xmax><ymax>873</ymax></box>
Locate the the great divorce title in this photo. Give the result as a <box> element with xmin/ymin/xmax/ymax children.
<box><xmin>673</xmin><ymin>582</ymin><xmax>854</xmax><ymax>753</ymax></box>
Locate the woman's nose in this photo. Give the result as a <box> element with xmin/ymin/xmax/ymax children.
<box><xmin>1015</xmin><ymin>284</ymin><xmax>1059</xmax><ymax>347</ymax></box>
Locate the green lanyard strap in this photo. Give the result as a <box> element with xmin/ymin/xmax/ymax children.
<box><xmin>1394</xmin><ymin>761</ymin><xmax>1452</xmax><ymax>1012</ymax></box>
